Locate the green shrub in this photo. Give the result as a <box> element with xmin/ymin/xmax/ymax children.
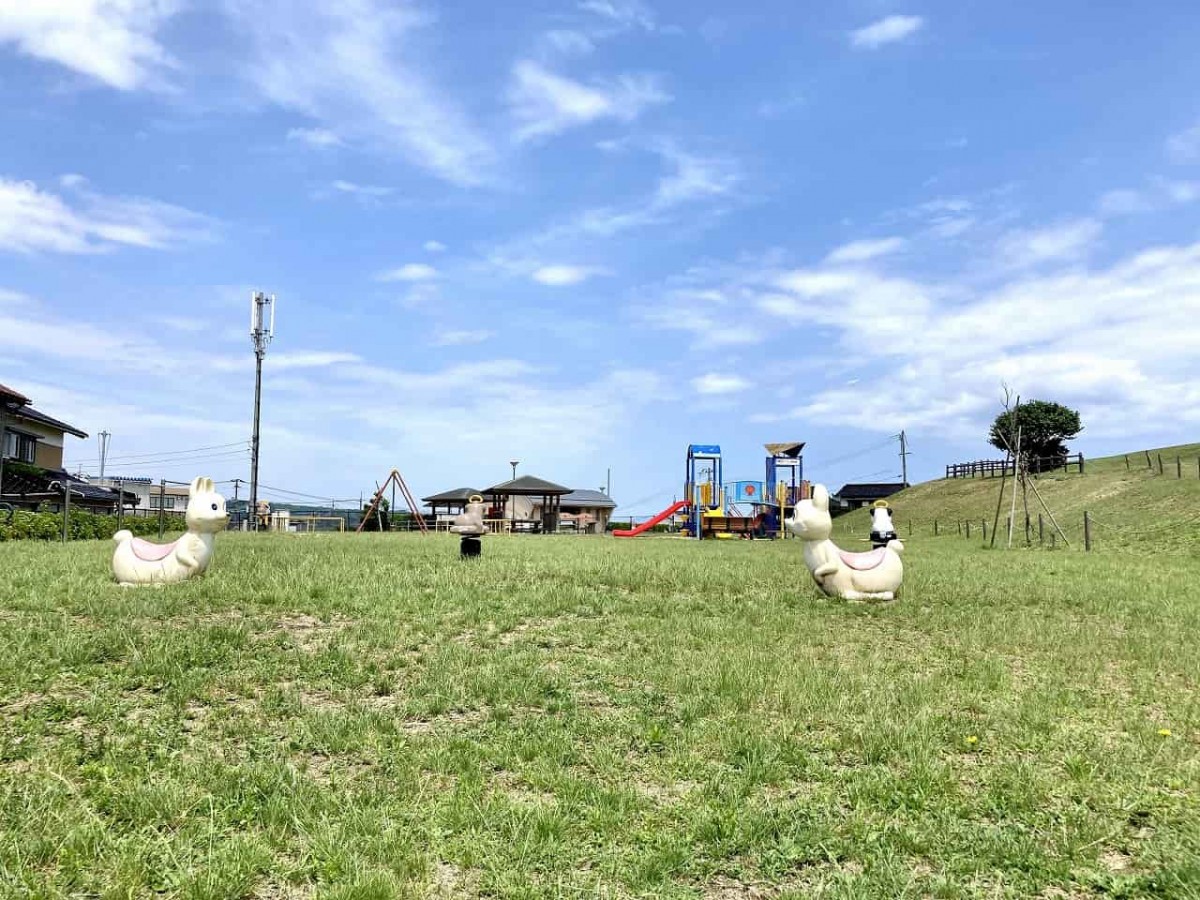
<box><xmin>0</xmin><ymin>509</ymin><xmax>188</xmax><ymax>542</ymax></box>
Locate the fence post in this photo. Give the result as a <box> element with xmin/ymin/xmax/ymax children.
<box><xmin>982</xmin><ymin>520</ymin><xmax>987</xmax><ymax>542</ymax></box>
<box><xmin>1124</xmin><ymin>454</ymin><xmax>1130</xmax><ymax>471</ymax></box>
<box><xmin>966</xmin><ymin>521</ymin><xmax>971</xmax><ymax>539</ymax></box>
<box><xmin>908</xmin><ymin>520</ymin><xmax>912</xmax><ymax>536</ymax></box>
<box><xmin>1084</xmin><ymin>511</ymin><xmax>1092</xmax><ymax>552</ymax></box>
<box><xmin>1158</xmin><ymin>454</ymin><xmax>1164</xmax><ymax>475</ymax></box>
<box><xmin>1144</xmin><ymin>450</ymin><xmax>1152</xmax><ymax>469</ymax></box>
<box><xmin>1024</xmin><ymin>514</ymin><xmax>1031</xmax><ymax>545</ymax></box>
<box><xmin>1006</xmin><ymin>515</ymin><xmax>1011</xmax><ymax>542</ymax></box>
<box><xmin>957</xmin><ymin>521</ymin><xmax>962</xmax><ymax>535</ymax></box>
<box><xmin>934</xmin><ymin>519</ymin><xmax>939</xmax><ymax>536</ymax></box>
<box><xmin>1050</xmin><ymin>531</ymin><xmax>1056</xmax><ymax>549</ymax></box>
<box><xmin>61</xmin><ymin>477</ymin><xmax>70</xmax><ymax>543</ymax></box>
<box><xmin>1038</xmin><ymin>514</ymin><xmax>1044</xmax><ymax>545</ymax></box>
<box><xmin>1177</xmin><ymin>456</ymin><xmax>1182</xmax><ymax>478</ymax></box>
<box><xmin>158</xmin><ymin>479</ymin><xmax>166</xmax><ymax>539</ymax></box>
<box><xmin>1079</xmin><ymin>453</ymin><xmax>1085</xmax><ymax>474</ymax></box>
<box><xmin>116</xmin><ymin>478</ymin><xmax>124</xmax><ymax>531</ymax></box>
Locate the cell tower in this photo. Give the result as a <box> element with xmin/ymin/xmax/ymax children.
<box><xmin>249</xmin><ymin>291</ymin><xmax>275</xmax><ymax>532</ymax></box>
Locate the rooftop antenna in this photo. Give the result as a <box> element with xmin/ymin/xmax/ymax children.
<box><xmin>249</xmin><ymin>291</ymin><xmax>276</xmax><ymax>532</ymax></box>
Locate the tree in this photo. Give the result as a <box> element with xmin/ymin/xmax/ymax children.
<box><xmin>989</xmin><ymin>399</ymin><xmax>1082</xmax><ymax>473</ymax></box>
<box><xmin>361</xmin><ymin>497</ymin><xmax>389</xmax><ymax>531</ymax></box>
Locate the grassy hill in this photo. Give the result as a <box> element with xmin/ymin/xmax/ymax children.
<box><xmin>838</xmin><ymin>442</ymin><xmax>1200</xmax><ymax>554</ymax></box>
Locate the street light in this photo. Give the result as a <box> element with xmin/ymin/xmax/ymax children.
<box><xmin>508</xmin><ymin>459</ymin><xmax>519</xmax><ymax>522</ymax></box>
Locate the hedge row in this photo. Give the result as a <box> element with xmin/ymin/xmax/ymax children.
<box><xmin>0</xmin><ymin>509</ymin><xmax>187</xmax><ymax>542</ymax></box>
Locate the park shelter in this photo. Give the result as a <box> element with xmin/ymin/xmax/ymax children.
<box><xmin>483</xmin><ymin>475</ymin><xmax>570</xmax><ymax>533</ymax></box>
<box><xmin>421</xmin><ymin>487</ymin><xmax>481</xmax><ymax>524</ymax></box>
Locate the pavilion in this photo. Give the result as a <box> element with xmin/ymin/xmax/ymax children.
<box><xmin>483</xmin><ymin>475</ymin><xmax>571</xmax><ymax>533</ymax></box>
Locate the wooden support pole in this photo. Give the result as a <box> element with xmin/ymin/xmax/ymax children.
<box><xmin>1084</xmin><ymin>511</ymin><xmax>1092</xmax><ymax>552</ymax></box>
<box><xmin>1038</xmin><ymin>514</ymin><xmax>1044</xmax><ymax>545</ymax></box>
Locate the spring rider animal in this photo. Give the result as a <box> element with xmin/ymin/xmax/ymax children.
<box><xmin>111</xmin><ymin>477</ymin><xmax>229</xmax><ymax>586</ymax></box>
<box><xmin>869</xmin><ymin>499</ymin><xmax>898</xmax><ymax>549</ymax></box>
<box><xmin>450</xmin><ymin>494</ymin><xmax>488</xmax><ymax>558</ymax></box>
<box><xmin>787</xmin><ymin>484</ymin><xmax>904</xmax><ymax>601</ymax></box>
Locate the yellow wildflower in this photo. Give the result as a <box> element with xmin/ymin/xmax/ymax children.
<box><xmin>966</xmin><ymin>735</ymin><xmax>979</xmax><ymax>746</ymax></box>
<box><xmin>1158</xmin><ymin>729</ymin><xmax>1171</xmax><ymax>737</ymax></box>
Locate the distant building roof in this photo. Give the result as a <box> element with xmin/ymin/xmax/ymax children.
<box><xmin>11</xmin><ymin>405</ymin><xmax>88</xmax><ymax>439</ymax></box>
<box><xmin>483</xmin><ymin>475</ymin><xmax>571</xmax><ymax>495</ymax></box>
<box><xmin>833</xmin><ymin>483</ymin><xmax>906</xmax><ymax>501</ymax></box>
<box><xmin>558</xmin><ymin>489</ymin><xmax>616</xmax><ymax>509</ymax></box>
<box><xmin>764</xmin><ymin>442</ymin><xmax>805</xmax><ymax>458</ymax></box>
<box><xmin>421</xmin><ymin>487</ymin><xmax>481</xmax><ymax>503</ymax></box>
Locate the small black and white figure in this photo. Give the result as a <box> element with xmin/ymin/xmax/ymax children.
<box><xmin>869</xmin><ymin>501</ymin><xmax>897</xmax><ymax>549</ymax></box>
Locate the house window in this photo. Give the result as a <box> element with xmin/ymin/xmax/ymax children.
<box><xmin>149</xmin><ymin>494</ymin><xmax>176</xmax><ymax>509</ymax></box>
<box><xmin>2</xmin><ymin>431</ymin><xmax>37</xmax><ymax>463</ymax></box>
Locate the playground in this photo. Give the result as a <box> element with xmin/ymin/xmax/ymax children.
<box><xmin>2</xmin><ymin>532</ymin><xmax>1197</xmax><ymax>897</ymax></box>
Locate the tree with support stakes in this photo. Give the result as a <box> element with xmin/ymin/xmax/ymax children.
<box><xmin>357</xmin><ymin>470</ymin><xmax>428</xmax><ymax>534</ymax></box>
<box><xmin>988</xmin><ymin>398</ymin><xmax>1082</xmax><ymax>474</ymax></box>
<box><xmin>989</xmin><ymin>387</ymin><xmax>1070</xmax><ymax>549</ymax></box>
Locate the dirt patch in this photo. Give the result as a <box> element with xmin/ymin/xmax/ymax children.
<box><xmin>182</xmin><ymin>694</ymin><xmax>257</xmax><ymax>731</ymax></box>
<box><xmin>402</xmin><ymin>708</ymin><xmax>487</xmax><ymax>735</ymax></box>
<box><xmin>635</xmin><ymin>779</ymin><xmax>699</xmax><ymax>803</ymax></box>
<box><xmin>699</xmin><ymin>875</ymin><xmax>776</xmax><ymax>899</ymax></box>
<box><xmin>258</xmin><ymin>614</ymin><xmax>354</xmax><ymax>650</ymax></box>
<box><xmin>251</xmin><ymin>878</ymin><xmax>315</xmax><ymax>899</ymax></box>
<box><xmin>430</xmin><ymin>861</ymin><xmax>480</xmax><ymax>897</ymax></box>
<box><xmin>296</xmin><ymin>752</ymin><xmax>373</xmax><ymax>785</ymax></box>
<box><xmin>1100</xmin><ymin>849</ymin><xmax>1133</xmax><ymax>873</ymax></box>
<box><xmin>490</xmin><ymin>770</ymin><xmax>557</xmax><ymax>806</ymax></box>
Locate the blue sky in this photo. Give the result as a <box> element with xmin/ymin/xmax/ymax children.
<box><xmin>2</xmin><ymin>1</ymin><xmax>1199</xmax><ymax>514</ymax></box>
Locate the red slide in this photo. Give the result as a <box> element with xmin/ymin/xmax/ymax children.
<box><xmin>613</xmin><ymin>500</ymin><xmax>691</xmax><ymax>537</ymax></box>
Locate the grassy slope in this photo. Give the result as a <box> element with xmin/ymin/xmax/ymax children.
<box><xmin>840</xmin><ymin>443</ymin><xmax>1200</xmax><ymax>553</ymax></box>
<box><xmin>1</xmin><ymin>533</ymin><xmax>1198</xmax><ymax>898</ymax></box>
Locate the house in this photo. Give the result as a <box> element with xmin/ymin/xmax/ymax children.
<box><xmin>532</xmin><ymin>490</ymin><xmax>616</xmax><ymax>534</ymax></box>
<box><xmin>831</xmin><ymin>482</ymin><xmax>907</xmax><ymax>513</ymax></box>
<box><xmin>0</xmin><ymin>383</ymin><xmax>135</xmax><ymax>513</ymax></box>
<box><xmin>92</xmin><ymin>476</ymin><xmax>191</xmax><ymax>514</ymax></box>
<box><xmin>0</xmin><ymin>383</ymin><xmax>87</xmax><ymax>470</ymax></box>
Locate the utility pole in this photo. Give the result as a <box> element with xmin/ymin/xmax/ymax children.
<box><xmin>231</xmin><ymin>478</ymin><xmax>243</xmax><ymax>529</ymax></box>
<box><xmin>98</xmin><ymin>430</ymin><xmax>111</xmax><ymax>480</ymax></box>
<box><xmin>509</xmin><ymin>459</ymin><xmax>519</xmax><ymax>522</ymax></box>
<box><xmin>249</xmin><ymin>291</ymin><xmax>275</xmax><ymax>532</ymax></box>
<box><xmin>606</xmin><ymin>467</ymin><xmax>611</xmax><ymax>497</ymax></box>
<box><xmin>898</xmin><ymin>430</ymin><xmax>911</xmax><ymax>486</ymax></box>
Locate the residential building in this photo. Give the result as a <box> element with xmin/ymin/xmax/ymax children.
<box><xmin>831</xmin><ymin>482</ymin><xmax>906</xmax><ymax>513</ymax></box>
<box><xmin>0</xmin><ymin>383</ymin><xmax>87</xmax><ymax>470</ymax></box>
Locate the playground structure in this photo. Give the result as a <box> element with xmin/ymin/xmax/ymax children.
<box><xmin>614</xmin><ymin>443</ymin><xmax>809</xmax><ymax>539</ymax></box>
<box><xmin>357</xmin><ymin>469</ymin><xmax>428</xmax><ymax>534</ymax></box>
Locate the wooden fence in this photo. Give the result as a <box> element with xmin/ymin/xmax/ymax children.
<box><xmin>945</xmin><ymin>453</ymin><xmax>1084</xmax><ymax>479</ymax></box>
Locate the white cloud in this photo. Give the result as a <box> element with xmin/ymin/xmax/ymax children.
<box><xmin>0</xmin><ymin>0</ymin><xmax>182</xmax><ymax>90</ymax></box>
<box><xmin>423</xmin><ymin>240</ymin><xmax>447</xmax><ymax>253</ymax></box>
<box><xmin>1098</xmin><ymin>179</ymin><xmax>1200</xmax><ymax>216</ymax></box>
<box><xmin>693</xmin><ymin>373</ymin><xmax>750</xmax><ymax>395</ymax></box>
<box><xmin>0</xmin><ymin>176</ymin><xmax>215</xmax><ymax>254</ymax></box>
<box><xmin>224</xmin><ymin>0</ymin><xmax>495</xmax><ymax>186</ymax></box>
<box><xmin>578</xmin><ymin>0</ymin><xmax>656</xmax><ymax>31</ymax></box>
<box><xmin>269</xmin><ymin>351</ymin><xmax>362</xmax><ymax>370</ymax></box>
<box><xmin>59</xmin><ymin>173</ymin><xmax>88</xmax><ymax>189</ymax></box>
<box><xmin>653</xmin><ymin>144</ymin><xmax>740</xmax><ymax>206</ymax></box>
<box><xmin>433</xmin><ymin>329</ymin><xmax>492</xmax><ymax>346</ymax></box>
<box><xmin>849</xmin><ymin>15</ymin><xmax>924</xmax><ymax>49</ymax></box>
<box><xmin>826</xmin><ymin>237</ymin><xmax>906</xmax><ymax>264</ymax></box>
<box><xmin>288</xmin><ymin>127</ymin><xmax>343</xmax><ymax>147</ymax></box>
<box><xmin>378</xmin><ymin>263</ymin><xmax>438</xmax><ymax>282</ymax></box>
<box><xmin>532</xmin><ymin>265</ymin><xmax>604</xmax><ymax>286</ymax></box>
<box><xmin>1166</xmin><ymin>121</ymin><xmax>1200</xmax><ymax>164</ymax></box>
<box><xmin>997</xmin><ymin>218</ymin><xmax>1101</xmax><ymax>266</ymax></box>
<box><xmin>508</xmin><ymin>60</ymin><xmax>669</xmax><ymax>141</ymax></box>
<box><xmin>543</xmin><ymin>29</ymin><xmax>596</xmax><ymax>55</ymax></box>
<box><xmin>330</xmin><ymin>179</ymin><xmax>392</xmax><ymax>198</ymax></box>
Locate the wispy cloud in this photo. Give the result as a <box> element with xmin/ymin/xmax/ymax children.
<box><xmin>423</xmin><ymin>240</ymin><xmax>447</xmax><ymax>253</ymax></box>
<box><xmin>377</xmin><ymin>263</ymin><xmax>438</xmax><ymax>282</ymax></box>
<box><xmin>543</xmin><ymin>29</ymin><xmax>596</xmax><ymax>56</ymax></box>
<box><xmin>0</xmin><ymin>0</ymin><xmax>182</xmax><ymax>90</ymax></box>
<box><xmin>825</xmin><ymin>237</ymin><xmax>906</xmax><ymax>264</ymax></box>
<box><xmin>433</xmin><ymin>329</ymin><xmax>492</xmax><ymax>346</ymax></box>
<box><xmin>0</xmin><ymin>176</ymin><xmax>215</xmax><ymax>254</ymax></box>
<box><xmin>287</xmin><ymin>127</ymin><xmax>343</xmax><ymax>148</ymax></box>
<box><xmin>578</xmin><ymin>0</ymin><xmax>656</xmax><ymax>32</ymax></box>
<box><xmin>329</xmin><ymin>179</ymin><xmax>392</xmax><ymax>198</ymax></box>
<box><xmin>849</xmin><ymin>15</ymin><xmax>924</xmax><ymax>49</ymax></box>
<box><xmin>1166</xmin><ymin>121</ymin><xmax>1200</xmax><ymax>164</ymax></box>
<box><xmin>693</xmin><ymin>373</ymin><xmax>750</xmax><ymax>395</ymax></box>
<box><xmin>1098</xmin><ymin>178</ymin><xmax>1200</xmax><ymax>216</ymax></box>
<box><xmin>224</xmin><ymin>0</ymin><xmax>495</xmax><ymax>186</ymax></box>
<box><xmin>532</xmin><ymin>265</ymin><xmax>605</xmax><ymax>286</ymax></box>
<box><xmin>996</xmin><ymin>218</ymin><xmax>1101</xmax><ymax>266</ymax></box>
<box><xmin>508</xmin><ymin>60</ymin><xmax>669</xmax><ymax>142</ymax></box>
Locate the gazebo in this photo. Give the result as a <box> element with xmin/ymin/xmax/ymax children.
<box><xmin>483</xmin><ymin>475</ymin><xmax>571</xmax><ymax>533</ymax></box>
<box><xmin>421</xmin><ymin>487</ymin><xmax>481</xmax><ymax>523</ymax></box>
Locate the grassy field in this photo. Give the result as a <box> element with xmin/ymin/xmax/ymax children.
<box><xmin>840</xmin><ymin>443</ymin><xmax>1200</xmax><ymax>554</ymax></box>
<box><xmin>1</xmin><ymin>532</ymin><xmax>1199</xmax><ymax>898</ymax></box>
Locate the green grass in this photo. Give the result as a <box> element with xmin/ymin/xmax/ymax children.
<box><xmin>842</xmin><ymin>442</ymin><xmax>1200</xmax><ymax>554</ymax></box>
<box><xmin>1</xmin><ymin>533</ymin><xmax>1198</xmax><ymax>898</ymax></box>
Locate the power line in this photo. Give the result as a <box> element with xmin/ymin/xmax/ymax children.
<box><xmin>66</xmin><ymin>441</ymin><xmax>249</xmax><ymax>466</ymax></box>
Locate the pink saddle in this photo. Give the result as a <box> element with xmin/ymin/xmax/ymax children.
<box><xmin>129</xmin><ymin>536</ymin><xmax>179</xmax><ymax>562</ymax></box>
<box><xmin>839</xmin><ymin>547</ymin><xmax>888</xmax><ymax>571</ymax></box>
